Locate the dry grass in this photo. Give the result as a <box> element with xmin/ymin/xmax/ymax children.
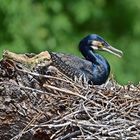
<box><xmin>0</xmin><ymin>51</ymin><xmax>140</xmax><ymax>140</ymax></box>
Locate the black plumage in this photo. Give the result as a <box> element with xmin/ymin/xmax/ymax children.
<box><xmin>50</xmin><ymin>34</ymin><xmax>123</xmax><ymax>85</ymax></box>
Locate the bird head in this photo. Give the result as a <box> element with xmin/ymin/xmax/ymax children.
<box><xmin>79</xmin><ymin>34</ymin><xmax>123</xmax><ymax>58</ymax></box>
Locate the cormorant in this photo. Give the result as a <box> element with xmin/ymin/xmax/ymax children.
<box><xmin>50</xmin><ymin>34</ymin><xmax>123</xmax><ymax>85</ymax></box>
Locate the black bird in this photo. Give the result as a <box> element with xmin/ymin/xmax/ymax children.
<box><xmin>50</xmin><ymin>34</ymin><xmax>123</xmax><ymax>85</ymax></box>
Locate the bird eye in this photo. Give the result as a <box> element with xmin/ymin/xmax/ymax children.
<box><xmin>101</xmin><ymin>42</ymin><xmax>105</xmax><ymax>46</ymax></box>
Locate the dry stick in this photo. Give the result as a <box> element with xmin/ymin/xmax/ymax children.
<box><xmin>120</xmin><ymin>102</ymin><xmax>140</xmax><ymax>117</ymax></box>
<box><xmin>45</xmin><ymin>84</ymin><xmax>101</xmax><ymax>107</ymax></box>
<box><xmin>72</xmin><ymin>110</ymin><xmax>86</xmax><ymax>140</ymax></box>
<box><xmin>103</xmin><ymin>112</ymin><xmax>117</xmax><ymax>121</ymax></box>
<box><xmin>50</xmin><ymin>127</ymin><xmax>65</xmax><ymax>140</ymax></box>
<box><xmin>77</xmin><ymin>125</ymin><xmax>86</xmax><ymax>140</ymax></box>
<box><xmin>0</xmin><ymin>82</ymin><xmax>99</xmax><ymax>126</ymax></box>
<box><xmin>82</xmin><ymin>128</ymin><xmax>100</xmax><ymax>140</ymax></box>
<box><xmin>17</xmin><ymin>67</ymin><xmax>86</xmax><ymax>94</ymax></box>
<box><xmin>16</xmin><ymin>68</ymin><xmax>71</xmax><ymax>83</ymax></box>
<box><xmin>123</xmin><ymin>103</ymin><xmax>134</xmax><ymax>116</ymax></box>
<box><xmin>108</xmin><ymin>129</ymin><xmax>124</xmax><ymax>136</ymax></box>
<box><xmin>0</xmin><ymin>82</ymin><xmax>93</xmax><ymax>101</ymax></box>
<box><xmin>32</xmin><ymin>121</ymin><xmax>71</xmax><ymax>128</ymax></box>
<box><xmin>60</xmin><ymin>130</ymin><xmax>81</xmax><ymax>140</ymax></box>
<box><xmin>10</xmin><ymin>122</ymin><xmax>71</xmax><ymax>140</ymax></box>
<box><xmin>0</xmin><ymin>82</ymin><xmax>55</xmax><ymax>97</ymax></box>
<box><xmin>19</xmin><ymin>112</ymin><xmax>43</xmax><ymax>138</ymax></box>
<box><xmin>68</xmin><ymin>119</ymin><xmax>108</xmax><ymax>128</ymax></box>
<box><xmin>44</xmin><ymin>84</ymin><xmax>87</xmax><ymax>100</ymax></box>
<box><xmin>16</xmin><ymin>67</ymin><xmax>85</xmax><ymax>90</ymax></box>
<box><xmin>11</xmin><ymin>112</ymin><xmax>43</xmax><ymax>140</ymax></box>
<box><xmin>0</xmin><ymin>81</ymin><xmax>100</xmax><ymax>107</ymax></box>
<box><xmin>82</xmin><ymin>103</ymin><xmax>97</xmax><ymax>123</ymax></box>
<box><xmin>53</xmin><ymin>109</ymin><xmax>87</xmax><ymax>123</ymax></box>
<box><xmin>124</xmin><ymin>102</ymin><xmax>140</xmax><ymax>111</ymax></box>
<box><xmin>57</xmin><ymin>70</ymin><xmax>84</xmax><ymax>91</ymax></box>
<box><xmin>17</xmin><ymin>68</ymin><xmax>101</xmax><ymax>107</ymax></box>
<box><xmin>96</xmin><ymin>90</ymin><xmax>108</xmax><ymax>99</ymax></box>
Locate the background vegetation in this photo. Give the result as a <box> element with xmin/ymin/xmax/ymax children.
<box><xmin>0</xmin><ymin>0</ymin><xmax>139</xmax><ymax>84</ymax></box>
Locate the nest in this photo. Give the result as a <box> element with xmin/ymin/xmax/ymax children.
<box><xmin>0</xmin><ymin>51</ymin><xmax>140</xmax><ymax>140</ymax></box>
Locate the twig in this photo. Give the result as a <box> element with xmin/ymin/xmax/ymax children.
<box><xmin>32</xmin><ymin>122</ymin><xmax>71</xmax><ymax>128</ymax></box>
<box><xmin>82</xmin><ymin>103</ymin><xmax>97</xmax><ymax>123</ymax></box>
<box><xmin>60</xmin><ymin>130</ymin><xmax>81</xmax><ymax>140</ymax></box>
<box><xmin>16</xmin><ymin>67</ymin><xmax>85</xmax><ymax>90</ymax></box>
<box><xmin>11</xmin><ymin>112</ymin><xmax>43</xmax><ymax>140</ymax></box>
<box><xmin>44</xmin><ymin>84</ymin><xmax>87</xmax><ymax>100</ymax></box>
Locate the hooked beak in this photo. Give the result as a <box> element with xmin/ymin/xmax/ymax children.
<box><xmin>90</xmin><ymin>40</ymin><xmax>123</xmax><ymax>58</ymax></box>
<box><xmin>102</xmin><ymin>45</ymin><xmax>123</xmax><ymax>58</ymax></box>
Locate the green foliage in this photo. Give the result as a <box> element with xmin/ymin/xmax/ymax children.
<box><xmin>0</xmin><ymin>0</ymin><xmax>140</xmax><ymax>84</ymax></box>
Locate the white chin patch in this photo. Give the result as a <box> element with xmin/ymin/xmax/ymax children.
<box><xmin>91</xmin><ymin>46</ymin><xmax>98</xmax><ymax>50</ymax></box>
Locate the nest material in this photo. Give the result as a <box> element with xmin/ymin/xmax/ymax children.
<box><xmin>0</xmin><ymin>51</ymin><xmax>140</xmax><ymax>140</ymax></box>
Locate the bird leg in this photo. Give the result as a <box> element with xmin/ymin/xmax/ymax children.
<box><xmin>3</xmin><ymin>50</ymin><xmax>52</xmax><ymax>69</ymax></box>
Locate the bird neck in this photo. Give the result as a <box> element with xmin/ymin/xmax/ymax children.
<box><xmin>79</xmin><ymin>45</ymin><xmax>110</xmax><ymax>85</ymax></box>
<box><xmin>80</xmin><ymin>45</ymin><xmax>110</xmax><ymax>68</ymax></box>
<box><xmin>79</xmin><ymin>45</ymin><xmax>98</xmax><ymax>63</ymax></box>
